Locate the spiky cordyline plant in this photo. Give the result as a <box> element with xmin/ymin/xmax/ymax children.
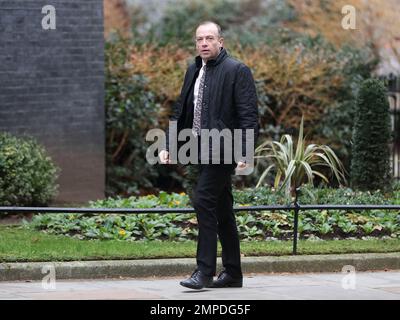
<box><xmin>254</xmin><ymin>116</ymin><xmax>347</xmax><ymax>197</ymax></box>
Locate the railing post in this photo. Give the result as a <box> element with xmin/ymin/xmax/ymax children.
<box><xmin>292</xmin><ymin>187</ymin><xmax>301</xmax><ymax>255</ymax></box>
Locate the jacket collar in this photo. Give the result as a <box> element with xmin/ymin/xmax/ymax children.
<box><xmin>195</xmin><ymin>47</ymin><xmax>228</xmax><ymax>69</ymax></box>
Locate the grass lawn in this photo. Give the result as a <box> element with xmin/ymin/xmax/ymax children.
<box><xmin>0</xmin><ymin>225</ymin><xmax>399</xmax><ymax>262</ymax></box>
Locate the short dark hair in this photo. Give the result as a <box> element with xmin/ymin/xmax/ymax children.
<box><xmin>196</xmin><ymin>21</ymin><xmax>222</xmax><ymax>38</ymax></box>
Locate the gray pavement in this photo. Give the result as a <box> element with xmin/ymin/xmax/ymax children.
<box><xmin>0</xmin><ymin>270</ymin><xmax>399</xmax><ymax>300</ymax></box>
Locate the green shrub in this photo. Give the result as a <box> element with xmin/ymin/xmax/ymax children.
<box><xmin>315</xmin><ymin>45</ymin><xmax>378</xmax><ymax>172</ymax></box>
<box><xmin>0</xmin><ymin>132</ymin><xmax>59</xmax><ymax>206</ymax></box>
<box><xmin>350</xmin><ymin>79</ymin><xmax>392</xmax><ymax>191</ymax></box>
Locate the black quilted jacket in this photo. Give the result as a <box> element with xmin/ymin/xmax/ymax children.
<box><xmin>165</xmin><ymin>48</ymin><xmax>259</xmax><ymax>164</ymax></box>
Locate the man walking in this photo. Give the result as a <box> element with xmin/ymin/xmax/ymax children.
<box><xmin>159</xmin><ymin>21</ymin><xmax>259</xmax><ymax>289</ymax></box>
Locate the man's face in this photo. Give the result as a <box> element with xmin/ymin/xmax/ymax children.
<box><xmin>195</xmin><ymin>24</ymin><xmax>223</xmax><ymax>62</ymax></box>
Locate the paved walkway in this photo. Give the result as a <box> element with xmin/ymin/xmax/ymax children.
<box><xmin>0</xmin><ymin>271</ymin><xmax>399</xmax><ymax>300</ymax></box>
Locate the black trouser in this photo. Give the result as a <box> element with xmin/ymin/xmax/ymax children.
<box><xmin>192</xmin><ymin>163</ymin><xmax>243</xmax><ymax>279</ymax></box>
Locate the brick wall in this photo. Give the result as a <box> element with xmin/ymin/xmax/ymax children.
<box><xmin>0</xmin><ymin>0</ymin><xmax>105</xmax><ymax>204</ymax></box>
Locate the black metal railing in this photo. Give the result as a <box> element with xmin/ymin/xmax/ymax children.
<box><xmin>1</xmin><ymin>189</ymin><xmax>399</xmax><ymax>255</ymax></box>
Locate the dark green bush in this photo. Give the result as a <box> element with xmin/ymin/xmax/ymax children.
<box><xmin>315</xmin><ymin>45</ymin><xmax>378</xmax><ymax>174</ymax></box>
<box><xmin>0</xmin><ymin>132</ymin><xmax>59</xmax><ymax>206</ymax></box>
<box><xmin>350</xmin><ymin>79</ymin><xmax>392</xmax><ymax>191</ymax></box>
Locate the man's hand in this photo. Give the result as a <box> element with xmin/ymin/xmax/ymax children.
<box><xmin>236</xmin><ymin>161</ymin><xmax>247</xmax><ymax>170</ymax></box>
<box><xmin>159</xmin><ymin>150</ymin><xmax>170</xmax><ymax>164</ymax></box>
<box><xmin>235</xmin><ymin>160</ymin><xmax>253</xmax><ymax>175</ymax></box>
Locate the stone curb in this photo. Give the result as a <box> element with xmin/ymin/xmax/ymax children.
<box><xmin>1</xmin><ymin>252</ymin><xmax>399</xmax><ymax>281</ymax></box>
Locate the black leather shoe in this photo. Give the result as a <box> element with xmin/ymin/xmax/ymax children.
<box><xmin>180</xmin><ymin>269</ymin><xmax>213</xmax><ymax>290</ymax></box>
<box><xmin>209</xmin><ymin>270</ymin><xmax>243</xmax><ymax>288</ymax></box>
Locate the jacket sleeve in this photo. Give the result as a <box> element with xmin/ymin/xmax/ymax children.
<box><xmin>233</xmin><ymin>64</ymin><xmax>260</xmax><ymax>160</ymax></box>
<box><xmin>165</xmin><ymin>94</ymin><xmax>182</xmax><ymax>153</ymax></box>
